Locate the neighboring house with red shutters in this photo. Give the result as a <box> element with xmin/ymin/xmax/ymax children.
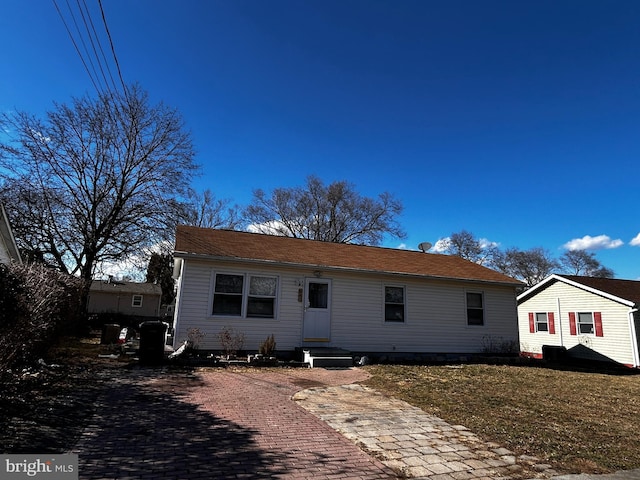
<box><xmin>517</xmin><ymin>274</ymin><xmax>640</xmax><ymax>368</ymax></box>
<box><xmin>172</xmin><ymin>226</ymin><xmax>523</xmax><ymax>360</ymax></box>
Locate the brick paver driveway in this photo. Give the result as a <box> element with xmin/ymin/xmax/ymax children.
<box><xmin>71</xmin><ymin>366</ymin><xmax>398</xmax><ymax>479</ymax></box>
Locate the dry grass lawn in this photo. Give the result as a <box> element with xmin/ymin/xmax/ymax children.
<box><xmin>363</xmin><ymin>363</ymin><xmax>640</xmax><ymax>475</ymax></box>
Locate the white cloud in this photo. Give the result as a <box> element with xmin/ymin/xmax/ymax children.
<box><xmin>630</xmin><ymin>233</ymin><xmax>640</xmax><ymax>247</ymax></box>
<box><xmin>431</xmin><ymin>237</ymin><xmax>450</xmax><ymax>253</ymax></box>
<box><xmin>563</xmin><ymin>234</ymin><xmax>624</xmax><ymax>251</ymax></box>
<box><xmin>479</xmin><ymin>238</ymin><xmax>499</xmax><ymax>249</ymax></box>
<box><xmin>396</xmin><ymin>243</ymin><xmax>408</xmax><ymax>250</ymax></box>
<box><xmin>247</xmin><ymin>221</ymin><xmax>291</xmax><ymax>236</ymax></box>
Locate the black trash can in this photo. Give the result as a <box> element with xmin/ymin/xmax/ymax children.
<box><xmin>139</xmin><ymin>321</ymin><xmax>168</xmax><ymax>365</ymax></box>
<box><xmin>542</xmin><ymin>345</ymin><xmax>567</xmax><ymax>363</ymax></box>
<box><xmin>101</xmin><ymin>324</ymin><xmax>121</xmax><ymax>344</ymax></box>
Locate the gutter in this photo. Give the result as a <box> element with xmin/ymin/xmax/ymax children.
<box><xmin>172</xmin><ymin>251</ymin><xmax>523</xmax><ymax>288</ymax></box>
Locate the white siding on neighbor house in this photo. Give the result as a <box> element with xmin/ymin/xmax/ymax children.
<box><xmin>518</xmin><ymin>281</ymin><xmax>636</xmax><ymax>366</ymax></box>
<box><xmin>174</xmin><ymin>257</ymin><xmax>520</xmax><ymax>354</ymax></box>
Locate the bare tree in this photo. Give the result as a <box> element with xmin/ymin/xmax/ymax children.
<box><xmin>439</xmin><ymin>230</ymin><xmax>498</xmax><ymax>265</ymax></box>
<box><xmin>491</xmin><ymin>247</ymin><xmax>560</xmax><ymax>287</ymax></box>
<box><xmin>244</xmin><ymin>175</ymin><xmax>405</xmax><ymax>244</ymax></box>
<box><xmin>0</xmin><ymin>84</ymin><xmax>198</xmax><ymax>312</ymax></box>
<box><xmin>182</xmin><ymin>189</ymin><xmax>241</xmax><ymax>229</ymax></box>
<box><xmin>560</xmin><ymin>250</ymin><xmax>614</xmax><ymax>278</ymax></box>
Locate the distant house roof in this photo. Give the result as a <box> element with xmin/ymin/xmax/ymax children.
<box><xmin>90</xmin><ymin>280</ymin><xmax>162</xmax><ymax>296</ymax></box>
<box><xmin>517</xmin><ymin>274</ymin><xmax>640</xmax><ymax>307</ymax></box>
<box><xmin>0</xmin><ymin>203</ymin><xmax>22</xmax><ymax>264</ymax></box>
<box><xmin>174</xmin><ymin>226</ymin><xmax>522</xmax><ymax>286</ymax></box>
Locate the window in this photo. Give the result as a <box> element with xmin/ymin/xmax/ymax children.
<box><xmin>385</xmin><ymin>286</ymin><xmax>405</xmax><ymax>322</ymax></box>
<box><xmin>213</xmin><ymin>274</ymin><xmax>244</xmax><ymax>316</ymax></box>
<box><xmin>212</xmin><ymin>273</ymin><xmax>278</xmax><ymax>318</ymax></box>
<box><xmin>132</xmin><ymin>295</ymin><xmax>143</xmax><ymax>307</ymax></box>
<box><xmin>466</xmin><ymin>292</ymin><xmax>484</xmax><ymax>325</ymax></box>
<box><xmin>536</xmin><ymin>313</ymin><xmax>549</xmax><ymax>332</ymax></box>
<box><xmin>247</xmin><ymin>276</ymin><xmax>277</xmax><ymax>318</ymax></box>
<box><xmin>578</xmin><ymin>312</ymin><xmax>594</xmax><ymax>335</ymax></box>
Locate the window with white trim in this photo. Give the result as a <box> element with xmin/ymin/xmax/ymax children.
<box><xmin>213</xmin><ymin>273</ymin><xmax>244</xmax><ymax>316</ymax></box>
<box><xmin>247</xmin><ymin>276</ymin><xmax>277</xmax><ymax>318</ymax></box>
<box><xmin>384</xmin><ymin>285</ymin><xmax>405</xmax><ymax>322</ymax></box>
<box><xmin>132</xmin><ymin>295</ymin><xmax>143</xmax><ymax>307</ymax></box>
<box><xmin>577</xmin><ymin>312</ymin><xmax>594</xmax><ymax>335</ymax></box>
<box><xmin>536</xmin><ymin>312</ymin><xmax>549</xmax><ymax>332</ymax></box>
<box><xmin>212</xmin><ymin>273</ymin><xmax>278</xmax><ymax>318</ymax></box>
<box><xmin>466</xmin><ymin>292</ymin><xmax>484</xmax><ymax>326</ymax></box>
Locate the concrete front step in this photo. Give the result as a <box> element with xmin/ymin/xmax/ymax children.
<box><xmin>303</xmin><ymin>348</ymin><xmax>353</xmax><ymax>368</ymax></box>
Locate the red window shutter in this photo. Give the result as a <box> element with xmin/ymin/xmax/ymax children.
<box><xmin>594</xmin><ymin>312</ymin><xmax>604</xmax><ymax>337</ymax></box>
<box><xmin>528</xmin><ymin>312</ymin><xmax>535</xmax><ymax>333</ymax></box>
<box><xmin>548</xmin><ymin>312</ymin><xmax>556</xmax><ymax>334</ymax></box>
<box><xmin>569</xmin><ymin>312</ymin><xmax>577</xmax><ymax>335</ymax></box>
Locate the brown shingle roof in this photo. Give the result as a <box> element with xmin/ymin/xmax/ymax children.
<box><xmin>561</xmin><ymin>275</ymin><xmax>640</xmax><ymax>306</ymax></box>
<box><xmin>174</xmin><ymin>226</ymin><xmax>522</xmax><ymax>286</ymax></box>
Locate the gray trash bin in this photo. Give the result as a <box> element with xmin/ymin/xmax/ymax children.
<box><xmin>139</xmin><ymin>321</ymin><xmax>168</xmax><ymax>365</ymax></box>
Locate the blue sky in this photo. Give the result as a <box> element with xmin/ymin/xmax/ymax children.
<box><xmin>2</xmin><ymin>1</ymin><xmax>639</xmax><ymax>279</ymax></box>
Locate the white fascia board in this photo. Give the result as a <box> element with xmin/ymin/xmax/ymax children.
<box><xmin>517</xmin><ymin>274</ymin><xmax>636</xmax><ymax>308</ymax></box>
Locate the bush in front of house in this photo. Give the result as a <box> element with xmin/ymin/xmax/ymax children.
<box><xmin>0</xmin><ymin>262</ymin><xmax>84</xmax><ymax>374</ymax></box>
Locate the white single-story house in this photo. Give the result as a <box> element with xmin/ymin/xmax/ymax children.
<box><xmin>88</xmin><ymin>279</ymin><xmax>163</xmax><ymax>318</ymax></box>
<box><xmin>172</xmin><ymin>226</ymin><xmax>523</xmax><ymax>358</ymax></box>
<box><xmin>517</xmin><ymin>274</ymin><xmax>640</xmax><ymax>368</ymax></box>
<box><xmin>0</xmin><ymin>203</ymin><xmax>22</xmax><ymax>265</ymax></box>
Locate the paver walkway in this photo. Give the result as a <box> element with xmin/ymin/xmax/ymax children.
<box><xmin>71</xmin><ymin>366</ymin><xmax>397</xmax><ymax>479</ymax></box>
<box><xmin>294</xmin><ymin>383</ymin><xmax>559</xmax><ymax>479</ymax></box>
<box><xmin>70</xmin><ymin>366</ymin><xmax>559</xmax><ymax>479</ymax></box>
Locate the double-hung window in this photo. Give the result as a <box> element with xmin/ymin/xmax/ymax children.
<box><xmin>536</xmin><ymin>313</ymin><xmax>549</xmax><ymax>332</ymax></box>
<box><xmin>384</xmin><ymin>285</ymin><xmax>405</xmax><ymax>322</ymax></box>
<box><xmin>247</xmin><ymin>276</ymin><xmax>277</xmax><ymax>318</ymax></box>
<box><xmin>212</xmin><ymin>273</ymin><xmax>277</xmax><ymax>318</ymax></box>
<box><xmin>466</xmin><ymin>292</ymin><xmax>484</xmax><ymax>326</ymax></box>
<box><xmin>577</xmin><ymin>312</ymin><xmax>594</xmax><ymax>335</ymax></box>
<box><xmin>132</xmin><ymin>295</ymin><xmax>143</xmax><ymax>307</ymax></box>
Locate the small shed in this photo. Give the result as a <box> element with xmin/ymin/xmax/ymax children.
<box><xmin>88</xmin><ymin>279</ymin><xmax>163</xmax><ymax>318</ymax></box>
<box><xmin>517</xmin><ymin>274</ymin><xmax>640</xmax><ymax>368</ymax></box>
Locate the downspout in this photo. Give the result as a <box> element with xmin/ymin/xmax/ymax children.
<box><xmin>556</xmin><ymin>297</ymin><xmax>564</xmax><ymax>347</ymax></box>
<box><xmin>628</xmin><ymin>308</ymin><xmax>639</xmax><ymax>368</ymax></box>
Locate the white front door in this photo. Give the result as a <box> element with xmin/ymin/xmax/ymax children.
<box><xmin>303</xmin><ymin>278</ymin><xmax>331</xmax><ymax>342</ymax></box>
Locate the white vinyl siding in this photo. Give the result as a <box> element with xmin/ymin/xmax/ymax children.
<box><xmin>173</xmin><ymin>258</ymin><xmax>519</xmax><ymax>354</ymax></box>
<box><xmin>518</xmin><ymin>280</ymin><xmax>636</xmax><ymax>366</ymax></box>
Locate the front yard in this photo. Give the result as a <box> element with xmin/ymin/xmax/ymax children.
<box><xmin>363</xmin><ymin>363</ymin><xmax>640</xmax><ymax>474</ymax></box>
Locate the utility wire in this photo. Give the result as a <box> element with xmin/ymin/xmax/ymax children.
<box><xmin>52</xmin><ymin>0</ymin><xmax>103</xmax><ymax>95</ymax></box>
<box><xmin>77</xmin><ymin>0</ymin><xmax>118</xmax><ymax>95</ymax></box>
<box><xmin>64</xmin><ymin>0</ymin><xmax>107</xmax><ymax>95</ymax></box>
<box><xmin>98</xmin><ymin>0</ymin><xmax>129</xmax><ymax>101</ymax></box>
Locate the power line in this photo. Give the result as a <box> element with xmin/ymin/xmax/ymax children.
<box><xmin>77</xmin><ymin>0</ymin><xmax>119</xmax><ymax>94</ymax></box>
<box><xmin>98</xmin><ymin>0</ymin><xmax>128</xmax><ymax>101</ymax></box>
<box><xmin>52</xmin><ymin>0</ymin><xmax>103</xmax><ymax>95</ymax></box>
<box><xmin>52</xmin><ymin>0</ymin><xmax>128</xmax><ymax>101</ymax></box>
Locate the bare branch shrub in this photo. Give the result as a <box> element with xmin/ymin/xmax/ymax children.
<box><xmin>0</xmin><ymin>262</ymin><xmax>83</xmax><ymax>373</ymax></box>
<box><xmin>216</xmin><ymin>326</ymin><xmax>245</xmax><ymax>358</ymax></box>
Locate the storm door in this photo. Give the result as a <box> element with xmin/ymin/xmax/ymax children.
<box><xmin>302</xmin><ymin>278</ymin><xmax>331</xmax><ymax>342</ymax></box>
